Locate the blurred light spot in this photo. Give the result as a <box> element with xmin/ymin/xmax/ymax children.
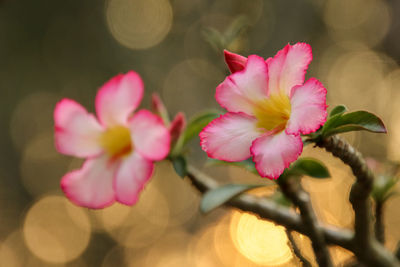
<box><xmin>324</xmin><ymin>0</ymin><xmax>390</xmax><ymax>47</ymax></box>
<box><xmin>142</xmin><ymin>229</ymin><xmax>191</xmax><ymax>266</ymax></box>
<box><xmin>10</xmin><ymin>92</ymin><xmax>59</xmax><ymax>151</ymax></box>
<box><xmin>23</xmin><ymin>195</ymin><xmax>91</xmax><ymax>264</ymax></box>
<box><xmin>104</xmin><ymin>182</ymin><xmax>169</xmax><ymax>249</ymax></box>
<box><xmin>230</xmin><ymin>211</ymin><xmax>292</xmax><ymax>266</ymax></box>
<box><xmin>26</xmin><ymin>256</ymin><xmax>87</xmax><ymax>267</ymax></box>
<box><xmin>385</xmin><ymin>69</ymin><xmax>400</xmax><ymax>161</ymax></box>
<box><xmin>20</xmin><ymin>131</ymin><xmax>70</xmax><ymax>197</ymax></box>
<box><xmin>0</xmin><ymin>242</ymin><xmax>22</xmax><ymax>267</ymax></box>
<box><xmin>213</xmin><ymin>213</ymin><xmax>241</xmax><ymax>266</ymax></box>
<box><xmin>329</xmin><ymin>246</ymin><xmax>353</xmax><ymax>266</ymax></box>
<box><xmin>326</xmin><ymin>50</ymin><xmax>388</xmax><ymax>112</ymax></box>
<box><xmin>301</xmin><ymin>146</ymin><xmax>354</xmax><ymax>228</ymax></box>
<box><xmin>106</xmin><ymin>0</ymin><xmax>173</xmax><ymax>50</ymax></box>
<box><xmin>0</xmin><ymin>231</ymin><xmax>30</xmax><ymax>267</ymax></box>
<box><xmin>151</xmin><ymin>162</ymin><xmax>199</xmax><ymax>226</ymax></box>
<box><xmin>97</xmin><ymin>203</ymin><xmax>132</xmax><ymax>231</ymax></box>
<box><xmin>188</xmin><ymin>226</ymin><xmax>223</xmax><ymax>267</ymax></box>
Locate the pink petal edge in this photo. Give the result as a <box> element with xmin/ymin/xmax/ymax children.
<box><xmin>95</xmin><ymin>71</ymin><xmax>144</xmax><ymax>127</ymax></box>
<box><xmin>266</xmin><ymin>42</ymin><xmax>312</xmax><ymax>96</ymax></box>
<box><xmin>199</xmin><ymin>112</ymin><xmax>261</xmax><ymax>162</ymax></box>
<box><xmin>286</xmin><ymin>78</ymin><xmax>328</xmax><ymax>135</ymax></box>
<box><xmin>250</xmin><ymin>131</ymin><xmax>303</xmax><ymax>179</ymax></box>
<box><xmin>114</xmin><ymin>152</ymin><xmax>154</xmax><ymax>205</ymax></box>
<box><xmin>129</xmin><ymin>109</ymin><xmax>171</xmax><ymax>161</ymax></box>
<box><xmin>215</xmin><ymin>55</ymin><xmax>269</xmax><ymax>115</ymax></box>
<box><xmin>61</xmin><ymin>156</ymin><xmax>117</xmax><ymax>209</ymax></box>
<box><xmin>54</xmin><ymin>98</ymin><xmax>104</xmax><ymax>158</ymax></box>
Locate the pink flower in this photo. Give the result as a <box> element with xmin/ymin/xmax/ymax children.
<box><xmin>54</xmin><ymin>71</ymin><xmax>170</xmax><ymax>208</ymax></box>
<box><xmin>200</xmin><ymin>43</ymin><xmax>327</xmax><ymax>179</ymax></box>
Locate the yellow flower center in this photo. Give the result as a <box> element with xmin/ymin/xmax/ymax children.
<box><xmin>253</xmin><ymin>92</ymin><xmax>291</xmax><ymax>132</ymax></box>
<box><xmin>100</xmin><ymin>126</ymin><xmax>133</xmax><ymax>159</ymax></box>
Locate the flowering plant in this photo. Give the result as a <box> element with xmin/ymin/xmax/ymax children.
<box><xmin>53</xmin><ymin>43</ymin><xmax>397</xmax><ymax>267</ymax></box>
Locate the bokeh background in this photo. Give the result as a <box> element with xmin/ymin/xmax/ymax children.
<box><xmin>1</xmin><ymin>0</ymin><xmax>400</xmax><ymax>266</ymax></box>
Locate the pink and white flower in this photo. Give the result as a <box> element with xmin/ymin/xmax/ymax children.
<box><xmin>54</xmin><ymin>71</ymin><xmax>170</xmax><ymax>208</ymax></box>
<box><xmin>200</xmin><ymin>43</ymin><xmax>327</xmax><ymax>179</ymax></box>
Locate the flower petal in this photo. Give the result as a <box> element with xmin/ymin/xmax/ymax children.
<box><xmin>61</xmin><ymin>156</ymin><xmax>116</xmax><ymax>209</ymax></box>
<box><xmin>54</xmin><ymin>99</ymin><xmax>103</xmax><ymax>158</ymax></box>
<box><xmin>266</xmin><ymin>43</ymin><xmax>312</xmax><ymax>95</ymax></box>
<box><xmin>95</xmin><ymin>71</ymin><xmax>144</xmax><ymax>127</ymax></box>
<box><xmin>129</xmin><ymin>110</ymin><xmax>170</xmax><ymax>161</ymax></box>
<box><xmin>224</xmin><ymin>50</ymin><xmax>247</xmax><ymax>73</ymax></box>
<box><xmin>286</xmin><ymin>78</ymin><xmax>328</xmax><ymax>135</ymax></box>
<box><xmin>200</xmin><ymin>112</ymin><xmax>261</xmax><ymax>162</ymax></box>
<box><xmin>114</xmin><ymin>152</ymin><xmax>154</xmax><ymax>205</ymax></box>
<box><xmin>216</xmin><ymin>55</ymin><xmax>269</xmax><ymax>115</ymax></box>
<box><xmin>251</xmin><ymin>131</ymin><xmax>303</xmax><ymax>179</ymax></box>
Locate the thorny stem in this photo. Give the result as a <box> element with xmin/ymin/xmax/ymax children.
<box><xmin>184</xmin><ymin>164</ymin><xmax>354</xmax><ymax>249</ymax></box>
<box><xmin>178</xmin><ymin>133</ymin><xmax>400</xmax><ymax>266</ymax></box>
<box><xmin>286</xmin><ymin>229</ymin><xmax>312</xmax><ymax>267</ymax></box>
<box><xmin>375</xmin><ymin>201</ymin><xmax>385</xmax><ymax>244</ymax></box>
<box><xmin>317</xmin><ymin>136</ymin><xmax>399</xmax><ymax>267</ymax></box>
<box><xmin>278</xmin><ymin>178</ymin><xmax>333</xmax><ymax>267</ymax></box>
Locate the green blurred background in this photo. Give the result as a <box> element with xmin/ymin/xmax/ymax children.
<box><xmin>1</xmin><ymin>0</ymin><xmax>400</xmax><ymax>266</ymax></box>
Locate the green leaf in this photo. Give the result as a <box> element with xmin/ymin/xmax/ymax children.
<box><xmin>329</xmin><ymin>105</ymin><xmax>348</xmax><ymax>118</ymax></box>
<box><xmin>207</xmin><ymin>158</ymin><xmax>258</xmax><ymax>175</ymax></box>
<box><xmin>202</xmin><ymin>28</ymin><xmax>225</xmax><ymax>52</ymax></box>
<box><xmin>322</xmin><ymin>111</ymin><xmax>387</xmax><ymax>137</ymax></box>
<box><xmin>172</xmin><ymin>156</ymin><xmax>187</xmax><ymax>178</ymax></box>
<box><xmin>182</xmin><ymin>110</ymin><xmax>221</xmax><ymax>145</ymax></box>
<box><xmin>372</xmin><ymin>175</ymin><xmax>398</xmax><ymax>203</ymax></box>
<box><xmin>271</xmin><ymin>191</ymin><xmax>292</xmax><ymax>207</ymax></box>
<box><xmin>224</xmin><ymin>15</ymin><xmax>249</xmax><ymax>47</ymax></box>
<box><xmin>200</xmin><ymin>184</ymin><xmax>264</xmax><ymax>213</ymax></box>
<box><xmin>286</xmin><ymin>158</ymin><xmax>330</xmax><ymax>179</ymax></box>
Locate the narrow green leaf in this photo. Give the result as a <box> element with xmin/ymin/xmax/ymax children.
<box><xmin>381</xmin><ymin>191</ymin><xmax>399</xmax><ymax>203</ymax></box>
<box><xmin>372</xmin><ymin>175</ymin><xmax>398</xmax><ymax>203</ymax></box>
<box><xmin>182</xmin><ymin>110</ymin><xmax>221</xmax><ymax>145</ymax></box>
<box><xmin>207</xmin><ymin>158</ymin><xmax>258</xmax><ymax>175</ymax></box>
<box><xmin>288</xmin><ymin>158</ymin><xmax>330</xmax><ymax>179</ymax></box>
<box><xmin>172</xmin><ymin>156</ymin><xmax>187</xmax><ymax>178</ymax></box>
<box><xmin>224</xmin><ymin>15</ymin><xmax>248</xmax><ymax>47</ymax></box>
<box><xmin>200</xmin><ymin>184</ymin><xmax>264</xmax><ymax>213</ymax></box>
<box><xmin>202</xmin><ymin>28</ymin><xmax>225</xmax><ymax>52</ymax></box>
<box><xmin>323</xmin><ymin>111</ymin><xmax>386</xmax><ymax>137</ymax></box>
<box><xmin>329</xmin><ymin>105</ymin><xmax>347</xmax><ymax>118</ymax></box>
<box><xmin>271</xmin><ymin>191</ymin><xmax>292</xmax><ymax>207</ymax></box>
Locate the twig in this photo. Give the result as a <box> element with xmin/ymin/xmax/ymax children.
<box><xmin>185</xmin><ymin>164</ymin><xmax>354</xmax><ymax>250</ymax></box>
<box><xmin>278</xmin><ymin>178</ymin><xmax>333</xmax><ymax>267</ymax></box>
<box><xmin>375</xmin><ymin>201</ymin><xmax>385</xmax><ymax>244</ymax></box>
<box><xmin>286</xmin><ymin>229</ymin><xmax>312</xmax><ymax>267</ymax></box>
<box><xmin>395</xmin><ymin>241</ymin><xmax>400</xmax><ymax>260</ymax></box>
<box><xmin>317</xmin><ymin>136</ymin><xmax>399</xmax><ymax>267</ymax></box>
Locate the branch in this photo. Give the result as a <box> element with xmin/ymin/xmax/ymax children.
<box><xmin>317</xmin><ymin>136</ymin><xmax>399</xmax><ymax>267</ymax></box>
<box><xmin>286</xmin><ymin>229</ymin><xmax>312</xmax><ymax>267</ymax></box>
<box><xmin>395</xmin><ymin>241</ymin><xmax>400</xmax><ymax>260</ymax></box>
<box><xmin>185</xmin><ymin>164</ymin><xmax>354</xmax><ymax>250</ymax></box>
<box><xmin>278</xmin><ymin>178</ymin><xmax>333</xmax><ymax>267</ymax></box>
<box><xmin>375</xmin><ymin>201</ymin><xmax>385</xmax><ymax>244</ymax></box>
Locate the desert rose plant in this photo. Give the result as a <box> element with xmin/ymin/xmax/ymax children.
<box><xmin>54</xmin><ymin>43</ymin><xmax>400</xmax><ymax>267</ymax></box>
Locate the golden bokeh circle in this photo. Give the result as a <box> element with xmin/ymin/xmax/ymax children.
<box><xmin>106</xmin><ymin>0</ymin><xmax>173</xmax><ymax>50</ymax></box>
<box><xmin>23</xmin><ymin>195</ymin><xmax>91</xmax><ymax>264</ymax></box>
<box><xmin>230</xmin><ymin>211</ymin><xmax>292</xmax><ymax>266</ymax></box>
